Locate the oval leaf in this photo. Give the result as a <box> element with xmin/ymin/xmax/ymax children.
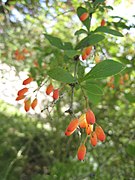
<box><xmin>86</xmin><ymin>92</ymin><xmax>101</xmax><ymax>105</ymax></box>
<box><xmin>47</xmin><ymin>68</ymin><xmax>75</xmax><ymax>83</ymax></box>
<box><xmin>75</xmin><ymin>29</ymin><xmax>88</xmax><ymax>36</ymax></box>
<box><xmin>45</xmin><ymin>34</ymin><xmax>63</xmax><ymax>49</ymax></box>
<box><xmin>95</xmin><ymin>26</ymin><xmax>124</xmax><ymax>37</ymax></box>
<box><xmin>75</xmin><ymin>34</ymin><xmax>105</xmax><ymax>49</ymax></box>
<box><xmin>83</xmin><ymin>60</ymin><xmax>125</xmax><ymax>80</ymax></box>
<box><xmin>82</xmin><ymin>83</ymin><xmax>103</xmax><ymax>95</ymax></box>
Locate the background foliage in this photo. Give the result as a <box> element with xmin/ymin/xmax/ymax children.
<box><xmin>0</xmin><ymin>0</ymin><xmax>135</xmax><ymax>179</ymax></box>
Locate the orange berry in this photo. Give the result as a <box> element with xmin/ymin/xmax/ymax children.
<box><xmin>31</xmin><ymin>98</ymin><xmax>38</xmax><ymax>110</ymax></box>
<box><xmin>101</xmin><ymin>19</ymin><xmax>106</xmax><ymax>26</ymax></box>
<box><xmin>124</xmin><ymin>73</ymin><xmax>129</xmax><ymax>80</ymax></box>
<box><xmin>66</xmin><ymin>119</ymin><xmax>79</xmax><ymax>132</ymax></box>
<box><xmin>95</xmin><ymin>126</ymin><xmax>106</xmax><ymax>142</ymax></box>
<box><xmin>90</xmin><ymin>132</ymin><xmax>97</xmax><ymax>146</ymax></box>
<box><xmin>46</xmin><ymin>84</ymin><xmax>53</xmax><ymax>95</ymax></box>
<box><xmin>65</xmin><ymin>131</ymin><xmax>73</xmax><ymax>136</ymax></box>
<box><xmin>17</xmin><ymin>87</ymin><xmax>28</xmax><ymax>96</ymax></box>
<box><xmin>77</xmin><ymin>144</ymin><xmax>86</xmax><ymax>161</ymax></box>
<box><xmin>81</xmin><ymin>52</ymin><xmax>87</xmax><ymax>61</ymax></box>
<box><xmin>85</xmin><ymin>46</ymin><xmax>92</xmax><ymax>56</ymax></box>
<box><xmin>16</xmin><ymin>95</ymin><xmax>25</xmax><ymax>101</ymax></box>
<box><xmin>53</xmin><ymin>89</ymin><xmax>59</xmax><ymax>100</ymax></box>
<box><xmin>86</xmin><ymin>124</ymin><xmax>93</xmax><ymax>135</ymax></box>
<box><xmin>23</xmin><ymin>77</ymin><xmax>33</xmax><ymax>85</ymax></box>
<box><xmin>79</xmin><ymin>114</ymin><xmax>87</xmax><ymax>128</ymax></box>
<box><xmin>80</xmin><ymin>12</ymin><xmax>89</xmax><ymax>21</ymax></box>
<box><xmin>24</xmin><ymin>99</ymin><xmax>31</xmax><ymax>112</ymax></box>
<box><xmin>86</xmin><ymin>109</ymin><xmax>96</xmax><ymax>124</ymax></box>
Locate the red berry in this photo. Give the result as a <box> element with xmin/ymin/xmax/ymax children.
<box><xmin>31</xmin><ymin>98</ymin><xmax>38</xmax><ymax>110</ymax></box>
<box><xmin>81</xmin><ymin>52</ymin><xmax>87</xmax><ymax>61</ymax></box>
<box><xmin>86</xmin><ymin>124</ymin><xmax>93</xmax><ymax>135</ymax></box>
<box><xmin>65</xmin><ymin>118</ymin><xmax>79</xmax><ymax>136</ymax></box>
<box><xmin>101</xmin><ymin>19</ymin><xmax>106</xmax><ymax>26</ymax></box>
<box><xmin>85</xmin><ymin>46</ymin><xmax>92</xmax><ymax>56</ymax></box>
<box><xmin>95</xmin><ymin>126</ymin><xmax>106</xmax><ymax>142</ymax></box>
<box><xmin>17</xmin><ymin>87</ymin><xmax>28</xmax><ymax>96</ymax></box>
<box><xmin>16</xmin><ymin>95</ymin><xmax>25</xmax><ymax>101</ymax></box>
<box><xmin>86</xmin><ymin>109</ymin><xmax>96</xmax><ymax>124</ymax></box>
<box><xmin>24</xmin><ymin>99</ymin><xmax>31</xmax><ymax>112</ymax></box>
<box><xmin>80</xmin><ymin>12</ymin><xmax>89</xmax><ymax>21</ymax></box>
<box><xmin>23</xmin><ymin>77</ymin><xmax>33</xmax><ymax>85</ymax></box>
<box><xmin>53</xmin><ymin>89</ymin><xmax>59</xmax><ymax>100</ymax></box>
<box><xmin>46</xmin><ymin>84</ymin><xmax>53</xmax><ymax>95</ymax></box>
<box><xmin>90</xmin><ymin>132</ymin><xmax>97</xmax><ymax>146</ymax></box>
<box><xmin>77</xmin><ymin>144</ymin><xmax>86</xmax><ymax>161</ymax></box>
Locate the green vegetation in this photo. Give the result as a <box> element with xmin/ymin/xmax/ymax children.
<box><xmin>0</xmin><ymin>0</ymin><xmax>135</xmax><ymax>179</ymax></box>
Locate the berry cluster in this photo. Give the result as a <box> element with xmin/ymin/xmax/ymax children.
<box><xmin>107</xmin><ymin>73</ymin><xmax>129</xmax><ymax>89</ymax></box>
<box><xmin>16</xmin><ymin>77</ymin><xmax>38</xmax><ymax>112</ymax></box>
<box><xmin>16</xmin><ymin>79</ymin><xmax>60</xmax><ymax>112</ymax></box>
<box><xmin>65</xmin><ymin>109</ymin><xmax>106</xmax><ymax>161</ymax></box>
<box><xmin>46</xmin><ymin>84</ymin><xmax>59</xmax><ymax>100</ymax></box>
<box><xmin>14</xmin><ymin>48</ymin><xmax>30</xmax><ymax>61</ymax></box>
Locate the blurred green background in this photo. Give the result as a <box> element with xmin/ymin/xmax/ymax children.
<box><xmin>0</xmin><ymin>0</ymin><xmax>135</xmax><ymax>179</ymax></box>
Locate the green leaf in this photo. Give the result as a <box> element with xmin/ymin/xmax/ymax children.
<box><xmin>83</xmin><ymin>60</ymin><xmax>125</xmax><ymax>80</ymax></box>
<box><xmin>95</xmin><ymin>26</ymin><xmax>124</xmax><ymax>37</ymax></box>
<box><xmin>86</xmin><ymin>92</ymin><xmax>102</xmax><ymax>105</ymax></box>
<box><xmin>62</xmin><ymin>42</ymin><xmax>73</xmax><ymax>50</ymax></box>
<box><xmin>125</xmin><ymin>93</ymin><xmax>135</xmax><ymax>103</ymax></box>
<box><xmin>126</xmin><ymin>141</ymin><xmax>135</xmax><ymax>156</ymax></box>
<box><xmin>77</xmin><ymin>7</ymin><xmax>90</xmax><ymax>31</ymax></box>
<box><xmin>75</xmin><ymin>34</ymin><xmax>105</xmax><ymax>49</ymax></box>
<box><xmin>45</xmin><ymin>34</ymin><xmax>73</xmax><ymax>50</ymax></box>
<box><xmin>45</xmin><ymin>34</ymin><xmax>63</xmax><ymax>49</ymax></box>
<box><xmin>47</xmin><ymin>68</ymin><xmax>75</xmax><ymax>83</ymax></box>
<box><xmin>82</xmin><ymin>83</ymin><xmax>103</xmax><ymax>95</ymax></box>
<box><xmin>75</xmin><ymin>29</ymin><xmax>88</xmax><ymax>36</ymax></box>
<box><xmin>64</xmin><ymin>50</ymin><xmax>79</xmax><ymax>58</ymax></box>
<box><xmin>94</xmin><ymin>0</ymin><xmax>105</xmax><ymax>5</ymax></box>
